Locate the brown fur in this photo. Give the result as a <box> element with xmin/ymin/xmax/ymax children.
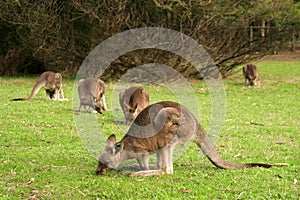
<box><xmin>119</xmin><ymin>86</ymin><xmax>149</xmax><ymax>124</ymax></box>
<box><xmin>243</xmin><ymin>64</ymin><xmax>259</xmax><ymax>86</ymax></box>
<box><xmin>77</xmin><ymin>78</ymin><xmax>107</xmax><ymax>114</ymax></box>
<box><xmin>96</xmin><ymin>101</ymin><xmax>272</xmax><ymax>176</ymax></box>
<box><xmin>12</xmin><ymin>71</ymin><xmax>64</xmax><ymax>101</ymax></box>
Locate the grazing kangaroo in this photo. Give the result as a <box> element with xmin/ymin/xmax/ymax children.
<box><xmin>12</xmin><ymin>71</ymin><xmax>65</xmax><ymax>101</ymax></box>
<box><xmin>77</xmin><ymin>78</ymin><xmax>107</xmax><ymax>114</ymax></box>
<box><xmin>243</xmin><ymin>64</ymin><xmax>259</xmax><ymax>86</ymax></box>
<box><xmin>119</xmin><ymin>86</ymin><xmax>149</xmax><ymax>124</ymax></box>
<box><xmin>96</xmin><ymin>101</ymin><xmax>272</xmax><ymax>176</ymax></box>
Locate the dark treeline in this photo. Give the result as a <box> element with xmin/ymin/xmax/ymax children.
<box><xmin>0</xmin><ymin>0</ymin><xmax>299</xmax><ymax>78</ymax></box>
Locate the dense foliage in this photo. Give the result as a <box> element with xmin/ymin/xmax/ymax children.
<box><xmin>0</xmin><ymin>0</ymin><xmax>299</xmax><ymax>77</ymax></box>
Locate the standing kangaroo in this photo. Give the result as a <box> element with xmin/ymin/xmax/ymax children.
<box><xmin>12</xmin><ymin>71</ymin><xmax>65</xmax><ymax>101</ymax></box>
<box><xmin>119</xmin><ymin>86</ymin><xmax>149</xmax><ymax>124</ymax></box>
<box><xmin>96</xmin><ymin>101</ymin><xmax>272</xmax><ymax>176</ymax></box>
<box><xmin>77</xmin><ymin>78</ymin><xmax>107</xmax><ymax>114</ymax></box>
<box><xmin>243</xmin><ymin>64</ymin><xmax>259</xmax><ymax>86</ymax></box>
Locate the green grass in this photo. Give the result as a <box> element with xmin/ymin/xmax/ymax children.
<box><xmin>0</xmin><ymin>62</ymin><xmax>299</xmax><ymax>199</ymax></box>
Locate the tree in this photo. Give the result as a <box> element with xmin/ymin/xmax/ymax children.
<box><xmin>0</xmin><ymin>0</ymin><xmax>298</xmax><ymax>77</ymax></box>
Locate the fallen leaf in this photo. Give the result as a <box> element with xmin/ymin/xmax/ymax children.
<box><xmin>276</xmin><ymin>175</ymin><xmax>283</xmax><ymax>179</ymax></box>
<box><xmin>180</xmin><ymin>190</ymin><xmax>194</xmax><ymax>193</ymax></box>
<box><xmin>27</xmin><ymin>194</ymin><xmax>38</xmax><ymax>200</ymax></box>
<box><xmin>275</xmin><ymin>141</ymin><xmax>286</xmax><ymax>145</ymax></box>
<box><xmin>24</xmin><ymin>178</ymin><xmax>35</xmax><ymax>185</ymax></box>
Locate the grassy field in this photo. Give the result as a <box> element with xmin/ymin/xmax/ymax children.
<box><xmin>0</xmin><ymin>61</ymin><xmax>299</xmax><ymax>199</ymax></box>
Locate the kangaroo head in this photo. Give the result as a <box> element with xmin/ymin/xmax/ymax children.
<box><xmin>54</xmin><ymin>73</ymin><xmax>62</xmax><ymax>88</ymax></box>
<box><xmin>94</xmin><ymin>92</ymin><xmax>104</xmax><ymax>114</ymax></box>
<box><xmin>123</xmin><ymin>102</ymin><xmax>138</xmax><ymax>124</ymax></box>
<box><xmin>249</xmin><ymin>75</ymin><xmax>257</xmax><ymax>86</ymax></box>
<box><xmin>96</xmin><ymin>134</ymin><xmax>124</xmax><ymax>175</ymax></box>
<box><xmin>94</xmin><ymin>80</ymin><xmax>106</xmax><ymax>114</ymax></box>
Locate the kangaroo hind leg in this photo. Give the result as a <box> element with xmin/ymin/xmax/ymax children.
<box><xmin>129</xmin><ymin>144</ymin><xmax>175</xmax><ymax>177</ymax></box>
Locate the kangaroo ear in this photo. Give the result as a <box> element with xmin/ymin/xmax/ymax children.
<box><xmin>123</xmin><ymin>102</ymin><xmax>131</xmax><ymax>110</ymax></box>
<box><xmin>96</xmin><ymin>79</ymin><xmax>102</xmax><ymax>84</ymax></box>
<box><xmin>114</xmin><ymin>142</ymin><xmax>124</xmax><ymax>154</ymax></box>
<box><xmin>129</xmin><ymin>104</ymin><xmax>138</xmax><ymax>113</ymax></box>
<box><xmin>55</xmin><ymin>73</ymin><xmax>61</xmax><ymax>80</ymax></box>
<box><xmin>154</xmin><ymin>107</ymin><xmax>180</xmax><ymax>128</ymax></box>
<box><xmin>106</xmin><ymin>134</ymin><xmax>116</xmax><ymax>147</ymax></box>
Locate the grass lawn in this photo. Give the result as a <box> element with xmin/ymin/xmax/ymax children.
<box><xmin>0</xmin><ymin>61</ymin><xmax>299</xmax><ymax>199</ymax></box>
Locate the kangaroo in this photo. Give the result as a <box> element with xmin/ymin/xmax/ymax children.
<box><xmin>243</xmin><ymin>64</ymin><xmax>259</xmax><ymax>86</ymax></box>
<box><xmin>12</xmin><ymin>71</ymin><xmax>65</xmax><ymax>101</ymax></box>
<box><xmin>119</xmin><ymin>86</ymin><xmax>149</xmax><ymax>124</ymax></box>
<box><xmin>77</xmin><ymin>78</ymin><xmax>107</xmax><ymax>114</ymax></box>
<box><xmin>96</xmin><ymin>101</ymin><xmax>272</xmax><ymax>176</ymax></box>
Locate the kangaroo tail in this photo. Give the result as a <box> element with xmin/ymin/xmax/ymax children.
<box><xmin>11</xmin><ymin>80</ymin><xmax>45</xmax><ymax>101</ymax></box>
<box><xmin>27</xmin><ymin>80</ymin><xmax>45</xmax><ymax>100</ymax></box>
<box><xmin>11</xmin><ymin>98</ymin><xmax>28</xmax><ymax>101</ymax></box>
<box><xmin>194</xmin><ymin>124</ymin><xmax>272</xmax><ymax>169</ymax></box>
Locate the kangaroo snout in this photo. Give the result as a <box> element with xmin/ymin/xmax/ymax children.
<box><xmin>95</xmin><ymin>162</ymin><xmax>110</xmax><ymax>175</ymax></box>
<box><xmin>94</xmin><ymin>106</ymin><xmax>102</xmax><ymax>114</ymax></box>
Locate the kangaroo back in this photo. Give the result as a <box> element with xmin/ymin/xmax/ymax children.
<box><xmin>119</xmin><ymin>86</ymin><xmax>149</xmax><ymax>124</ymax></box>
